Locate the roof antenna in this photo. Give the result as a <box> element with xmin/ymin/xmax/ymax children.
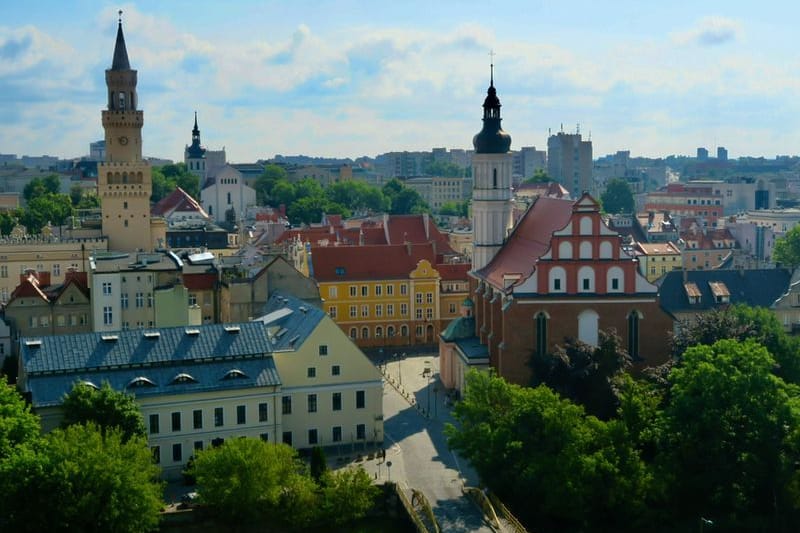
<box><xmin>488</xmin><ymin>49</ymin><xmax>496</xmax><ymax>86</ymax></box>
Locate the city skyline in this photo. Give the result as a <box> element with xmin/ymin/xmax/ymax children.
<box><xmin>2</xmin><ymin>1</ymin><xmax>800</xmax><ymax>162</ymax></box>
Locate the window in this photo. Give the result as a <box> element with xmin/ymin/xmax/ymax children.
<box><xmin>361</xmin><ymin>285</ymin><xmax>368</xmax><ymax>297</ymax></box>
<box><xmin>361</xmin><ymin>305</ymin><xmax>369</xmax><ymax>317</ymax></box>
<box><xmin>578</xmin><ymin>309</ymin><xmax>600</xmax><ymax>347</ymax></box>
<box><xmin>376</xmin><ymin>304</ymin><xmax>383</xmax><ymax>317</ymax></box>
<box><xmin>583</xmin><ymin>279</ymin><xmax>590</xmax><ymax>290</ymax></box>
<box><xmin>308</xmin><ymin>429</ymin><xmax>318</xmax><ymax>445</ymax></box>
<box><xmin>121</xmin><ymin>293</ymin><xmax>128</xmax><ymax>309</ymax></box>
<box><xmin>193</xmin><ymin>409</ymin><xmax>202</xmax><ymax>429</ymax></box>
<box><xmin>536</xmin><ymin>312</ymin><xmax>548</xmax><ymax>356</ymax></box>
<box><xmin>611</xmin><ymin>278</ymin><xmax>619</xmax><ymax>290</ymax></box>
<box><xmin>237</xmin><ymin>405</ymin><xmax>246</xmax><ymax>425</ymax></box>
<box><xmin>102</xmin><ymin>282</ymin><xmax>112</xmax><ymax>295</ymax></box>
<box><xmin>332</xmin><ymin>426</ymin><xmax>342</xmax><ymax>442</ymax></box>
<box><xmin>361</xmin><ymin>327</ymin><xmax>369</xmax><ymax>339</ymax></box>
<box><xmin>426</xmin><ymin>308</ymin><xmax>433</xmax><ymax>320</ymax></box>
<box><xmin>307</xmin><ymin>367</ymin><xmax>316</xmax><ymax>378</ymax></box>
<box><xmin>332</xmin><ymin>392</ymin><xmax>342</xmax><ymax>411</ymax></box>
<box><xmin>329</xmin><ymin>286</ymin><xmax>338</xmax><ymax>298</ymax></box>
<box><xmin>151</xmin><ymin>446</ymin><xmax>160</xmax><ymax>464</ymax></box>
<box><xmin>282</xmin><ymin>432</ymin><xmax>293</xmax><ymax>446</ymax></box>
<box><xmin>356</xmin><ymin>390</ymin><xmax>365</xmax><ymax>409</ymax></box>
<box><xmin>282</xmin><ymin>396</ymin><xmax>292</xmax><ymax>415</ymax></box>
<box><xmin>319</xmin><ymin>345</ymin><xmax>328</xmax><ymax>356</ymax></box>
<box><xmin>387</xmin><ymin>304</ymin><xmax>394</xmax><ymax>316</ymax></box>
<box><xmin>194</xmin><ymin>441</ymin><xmax>204</xmax><ymax>452</ymax></box>
<box><xmin>375</xmin><ymin>285</ymin><xmax>382</xmax><ymax>296</ymax></box>
<box><xmin>628</xmin><ymin>311</ymin><xmax>641</xmax><ymax>361</ymax></box>
<box><xmin>214</xmin><ymin>407</ymin><xmax>224</xmax><ymax>427</ymax></box>
<box><xmin>0</xmin><ymin>265</ymin><xmax>7</xmax><ymax>278</ymax></box>
<box><xmin>401</xmin><ymin>303</ymin><xmax>408</xmax><ymax>316</ymax></box>
<box><xmin>416</xmin><ymin>325</ymin><xmax>423</xmax><ymax>337</ymax></box>
<box><xmin>147</xmin><ymin>293</ymin><xmax>153</xmax><ymax>308</ymax></box>
<box><xmin>356</xmin><ymin>424</ymin><xmax>366</xmax><ymax>440</ymax></box>
<box><xmin>188</xmin><ymin>293</ymin><xmax>197</xmax><ymax>306</ymax></box>
<box><xmin>578</xmin><ymin>266</ymin><xmax>595</xmax><ymax>293</ymax></box>
<box><xmin>328</xmin><ymin>306</ymin><xmax>337</xmax><ymax>318</ymax></box>
<box><xmin>416</xmin><ymin>293</ymin><xmax>423</xmax><ymax>304</ymax></box>
<box><xmin>308</xmin><ymin>394</ymin><xmax>317</xmax><ymax>413</ymax></box>
<box><xmin>149</xmin><ymin>414</ymin><xmax>159</xmax><ymax>434</ymax></box>
<box><xmin>259</xmin><ymin>403</ymin><xmax>269</xmax><ymax>422</ymax></box>
<box><xmin>52</xmin><ymin>264</ymin><xmax>60</xmax><ymax>276</ymax></box>
<box><xmin>349</xmin><ymin>286</ymin><xmax>357</xmax><ymax>297</ymax></box>
<box><xmin>349</xmin><ymin>305</ymin><xmax>357</xmax><ymax>318</ymax></box>
<box><xmin>171</xmin><ymin>412</ymin><xmax>181</xmax><ymax>432</ymax></box>
<box><xmin>349</xmin><ymin>327</ymin><xmax>357</xmax><ymax>339</ymax></box>
<box><xmin>387</xmin><ymin>285</ymin><xmax>394</xmax><ymax>296</ymax></box>
<box><xmin>226</xmin><ymin>191</ymin><xmax>231</xmax><ymax>205</ymax></box>
<box><xmin>103</xmin><ymin>306</ymin><xmax>113</xmax><ymax>325</ymax></box>
<box><xmin>401</xmin><ymin>325</ymin><xmax>409</xmax><ymax>337</ymax></box>
<box><xmin>549</xmin><ymin>267</ymin><xmax>566</xmax><ymax>293</ymax></box>
<box><xmin>136</xmin><ymin>292</ymin><xmax>144</xmax><ymax>308</ymax></box>
<box><xmin>426</xmin><ymin>293</ymin><xmax>433</xmax><ymax>304</ymax></box>
<box><xmin>416</xmin><ymin>309</ymin><xmax>423</xmax><ymax>320</ymax></box>
<box><xmin>332</xmin><ymin>365</ymin><xmax>341</xmax><ymax>376</ymax></box>
<box><xmin>260</xmin><ymin>433</ymin><xmax>269</xmax><ymax>442</ymax></box>
<box><xmin>400</xmin><ymin>284</ymin><xmax>408</xmax><ymax>295</ymax></box>
<box><xmin>172</xmin><ymin>443</ymin><xmax>182</xmax><ymax>463</ymax></box>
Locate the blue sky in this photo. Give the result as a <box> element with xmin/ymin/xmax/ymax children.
<box><xmin>2</xmin><ymin>1</ymin><xmax>800</xmax><ymax>162</ymax></box>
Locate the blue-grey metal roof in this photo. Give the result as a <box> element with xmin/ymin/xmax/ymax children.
<box><xmin>256</xmin><ymin>292</ymin><xmax>326</xmax><ymax>351</ymax></box>
<box><xmin>657</xmin><ymin>268</ymin><xmax>791</xmax><ymax>316</ymax></box>
<box><xmin>21</xmin><ymin>322</ymin><xmax>270</xmax><ymax>375</ymax></box>
<box><xmin>27</xmin><ymin>358</ymin><xmax>281</xmax><ymax>408</ymax></box>
<box><xmin>455</xmin><ymin>336</ymin><xmax>489</xmax><ymax>364</ymax></box>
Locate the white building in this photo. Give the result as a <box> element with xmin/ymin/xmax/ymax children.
<box><xmin>201</xmin><ymin>165</ymin><xmax>257</xmax><ymax>223</ymax></box>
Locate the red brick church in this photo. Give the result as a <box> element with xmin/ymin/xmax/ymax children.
<box><xmin>440</xmin><ymin>74</ymin><xmax>672</xmax><ymax>391</ymax></box>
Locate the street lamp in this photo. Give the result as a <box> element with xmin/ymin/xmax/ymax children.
<box><xmin>425</xmin><ymin>360</ymin><xmax>431</xmax><ymax>417</ymax></box>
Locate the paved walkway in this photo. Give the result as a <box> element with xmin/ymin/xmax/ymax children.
<box><xmin>358</xmin><ymin>352</ymin><xmax>496</xmax><ymax>533</ymax></box>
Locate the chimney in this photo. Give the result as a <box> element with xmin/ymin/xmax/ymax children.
<box><xmin>423</xmin><ymin>212</ymin><xmax>430</xmax><ymax>240</ymax></box>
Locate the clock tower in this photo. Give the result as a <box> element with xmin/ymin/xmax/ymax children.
<box><xmin>97</xmin><ymin>13</ymin><xmax>154</xmax><ymax>252</ymax></box>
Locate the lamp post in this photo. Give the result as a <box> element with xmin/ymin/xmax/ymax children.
<box><xmin>425</xmin><ymin>360</ymin><xmax>431</xmax><ymax>418</ymax></box>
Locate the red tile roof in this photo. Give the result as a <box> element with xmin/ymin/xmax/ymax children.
<box><xmin>9</xmin><ymin>274</ymin><xmax>49</xmax><ymax>302</ymax></box>
<box><xmin>475</xmin><ymin>196</ymin><xmax>575</xmax><ymax>289</ymax></box>
<box><xmin>311</xmin><ymin>243</ymin><xmax>438</xmax><ymax>282</ymax></box>
<box><xmin>436</xmin><ymin>263</ymin><xmax>471</xmax><ymax>281</ymax></box>
<box><xmin>183</xmin><ymin>273</ymin><xmax>217</xmax><ymax>290</ymax></box>
<box><xmin>151</xmin><ymin>187</ymin><xmax>209</xmax><ymax>219</ymax></box>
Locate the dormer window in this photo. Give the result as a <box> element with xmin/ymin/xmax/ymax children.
<box><xmin>223</xmin><ymin>369</ymin><xmax>248</xmax><ymax>380</ymax></box>
<box><xmin>171</xmin><ymin>373</ymin><xmax>198</xmax><ymax>384</ymax></box>
<box><xmin>127</xmin><ymin>376</ymin><xmax>156</xmax><ymax>388</ymax></box>
<box><xmin>709</xmin><ymin>281</ymin><xmax>730</xmax><ymax>304</ymax></box>
<box><xmin>684</xmin><ymin>282</ymin><xmax>701</xmax><ymax>304</ymax></box>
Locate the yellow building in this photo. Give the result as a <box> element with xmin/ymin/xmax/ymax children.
<box><xmin>634</xmin><ymin>241</ymin><xmax>682</xmax><ymax>282</ymax></box>
<box><xmin>311</xmin><ymin>243</ymin><xmax>470</xmax><ymax>348</ymax></box>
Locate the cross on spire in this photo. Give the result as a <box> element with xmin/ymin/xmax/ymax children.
<box><xmin>118</xmin><ymin>9</ymin><xmax>123</xmax><ymax>24</ymax></box>
<box><xmin>489</xmin><ymin>49</ymin><xmax>496</xmax><ymax>86</ymax></box>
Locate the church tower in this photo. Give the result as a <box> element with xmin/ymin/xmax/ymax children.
<box><xmin>184</xmin><ymin>112</ymin><xmax>207</xmax><ymax>178</ymax></box>
<box><xmin>471</xmin><ymin>62</ymin><xmax>513</xmax><ymax>271</ymax></box>
<box><xmin>97</xmin><ymin>13</ymin><xmax>154</xmax><ymax>252</ymax></box>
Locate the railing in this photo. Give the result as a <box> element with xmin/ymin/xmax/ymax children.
<box><xmin>488</xmin><ymin>491</ymin><xmax>529</xmax><ymax>533</ymax></box>
<box><xmin>463</xmin><ymin>486</ymin><xmax>501</xmax><ymax>530</ymax></box>
<box><xmin>394</xmin><ymin>482</ymin><xmax>432</xmax><ymax>533</ymax></box>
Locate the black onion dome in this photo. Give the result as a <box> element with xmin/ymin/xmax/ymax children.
<box><xmin>472</xmin><ymin>82</ymin><xmax>511</xmax><ymax>154</ymax></box>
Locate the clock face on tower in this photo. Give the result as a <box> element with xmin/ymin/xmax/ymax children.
<box><xmin>118</xmin><ymin>136</ymin><xmax>129</xmax><ymax>146</ymax></box>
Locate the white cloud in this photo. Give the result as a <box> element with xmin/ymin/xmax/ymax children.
<box><xmin>672</xmin><ymin>16</ymin><xmax>742</xmax><ymax>46</ymax></box>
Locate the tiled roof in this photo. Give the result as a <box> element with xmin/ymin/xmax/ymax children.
<box><xmin>657</xmin><ymin>268</ymin><xmax>792</xmax><ymax>315</ymax></box>
<box><xmin>440</xmin><ymin>316</ymin><xmax>475</xmax><ymax>342</ymax></box>
<box><xmin>310</xmin><ymin>242</ymin><xmax>438</xmax><ymax>282</ymax></box>
<box><xmin>27</xmin><ymin>358</ymin><xmax>280</xmax><ymax>408</ymax></box>
<box><xmin>21</xmin><ymin>322</ymin><xmax>270</xmax><ymax>375</ymax></box>
<box><xmin>183</xmin><ymin>273</ymin><xmax>217</xmax><ymax>290</ymax></box>
<box><xmin>436</xmin><ymin>263</ymin><xmax>471</xmax><ymax>281</ymax></box>
<box><xmin>474</xmin><ymin>196</ymin><xmax>575</xmax><ymax>288</ymax></box>
<box><xmin>151</xmin><ymin>187</ymin><xmax>209</xmax><ymax>219</ymax></box>
<box><xmin>255</xmin><ymin>292</ymin><xmax>326</xmax><ymax>351</ymax></box>
<box><xmin>635</xmin><ymin>242</ymin><xmax>681</xmax><ymax>255</ymax></box>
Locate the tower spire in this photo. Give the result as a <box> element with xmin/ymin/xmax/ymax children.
<box><xmin>489</xmin><ymin>49</ymin><xmax>495</xmax><ymax>87</ymax></box>
<box><xmin>111</xmin><ymin>10</ymin><xmax>130</xmax><ymax>70</ymax></box>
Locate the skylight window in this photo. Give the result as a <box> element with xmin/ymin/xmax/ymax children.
<box><xmin>171</xmin><ymin>373</ymin><xmax>198</xmax><ymax>384</ymax></box>
<box><xmin>127</xmin><ymin>376</ymin><xmax>156</xmax><ymax>388</ymax></box>
<box><xmin>223</xmin><ymin>369</ymin><xmax>248</xmax><ymax>380</ymax></box>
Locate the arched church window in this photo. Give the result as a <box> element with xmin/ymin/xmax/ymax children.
<box><xmin>577</xmin><ymin>309</ymin><xmax>599</xmax><ymax>347</ymax></box>
<box><xmin>535</xmin><ymin>312</ymin><xmax>549</xmax><ymax>356</ymax></box>
<box><xmin>578</xmin><ymin>266</ymin><xmax>595</xmax><ymax>292</ymax></box>
<box><xmin>628</xmin><ymin>310</ymin><xmax>642</xmax><ymax>360</ymax></box>
<box><xmin>549</xmin><ymin>266</ymin><xmax>566</xmax><ymax>292</ymax></box>
<box><xmin>607</xmin><ymin>266</ymin><xmax>624</xmax><ymax>293</ymax></box>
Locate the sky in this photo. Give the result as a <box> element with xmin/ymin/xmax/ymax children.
<box><xmin>2</xmin><ymin>1</ymin><xmax>800</xmax><ymax>163</ymax></box>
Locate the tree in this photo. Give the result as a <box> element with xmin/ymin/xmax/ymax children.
<box><xmin>19</xmin><ymin>193</ymin><xmax>73</xmax><ymax>233</ymax></box>
<box><xmin>270</xmin><ymin>180</ymin><xmax>297</xmax><ymax>207</ymax></box>
<box><xmin>521</xmin><ymin>168</ymin><xmax>551</xmax><ymax>184</ymax></box>
<box><xmin>660</xmin><ymin>339</ymin><xmax>800</xmax><ymax>530</ymax></box>
<box><xmin>192</xmin><ymin>438</ymin><xmax>314</xmax><ymax>526</ymax></box>
<box><xmin>382</xmin><ymin>179</ymin><xmax>429</xmax><ymax>214</ymax></box>
<box><xmin>69</xmin><ymin>184</ymin><xmax>84</xmax><ymax>207</ymax></box>
<box><xmin>0</xmin><ymin>377</ymin><xmax>40</xmax><ymax>460</ymax></box>
<box><xmin>0</xmin><ymin>211</ymin><xmax>17</xmax><ymax>236</ymax></box>
<box><xmin>774</xmin><ymin>225</ymin><xmax>800</xmax><ymax>267</ymax></box>
<box><xmin>23</xmin><ymin>174</ymin><xmax>60</xmax><ymax>202</ymax></box>
<box><xmin>310</xmin><ymin>446</ymin><xmax>328</xmax><ymax>481</ymax></box>
<box><xmin>318</xmin><ymin>467</ymin><xmax>379</xmax><ymax>525</ymax></box>
<box><xmin>43</xmin><ymin>423</ymin><xmax>163</xmax><ymax>533</ymax></box>
<box><xmin>445</xmin><ymin>370</ymin><xmax>651</xmax><ymax>531</ymax></box>
<box><xmin>60</xmin><ymin>382</ymin><xmax>146</xmax><ymax>442</ymax></box>
<box><xmin>600</xmin><ymin>178</ymin><xmax>635</xmax><ymax>214</ymax></box>
<box><xmin>151</xmin><ymin>163</ymin><xmax>199</xmax><ymax>203</ymax></box>
<box><xmin>287</xmin><ymin>196</ymin><xmax>328</xmax><ymax>225</ymax></box>
<box><xmin>254</xmin><ymin>164</ymin><xmax>289</xmax><ymax>205</ymax></box>
<box><xmin>439</xmin><ymin>200</ymin><xmax>469</xmax><ymax>217</ymax></box>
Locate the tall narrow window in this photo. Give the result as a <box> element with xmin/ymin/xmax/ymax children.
<box><xmin>535</xmin><ymin>312</ymin><xmax>548</xmax><ymax>356</ymax></box>
<box><xmin>492</xmin><ymin>168</ymin><xmax>497</xmax><ymax>188</ymax></box>
<box><xmin>628</xmin><ymin>311</ymin><xmax>641</xmax><ymax>361</ymax></box>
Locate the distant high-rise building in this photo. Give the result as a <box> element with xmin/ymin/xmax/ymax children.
<box><xmin>717</xmin><ymin>146</ymin><xmax>728</xmax><ymax>161</ymax></box>
<box><xmin>547</xmin><ymin>132</ymin><xmax>592</xmax><ymax>198</ymax></box>
<box><xmin>697</xmin><ymin>147</ymin><xmax>709</xmax><ymax>161</ymax></box>
<box><xmin>513</xmin><ymin>146</ymin><xmax>546</xmax><ymax>183</ymax></box>
<box><xmin>89</xmin><ymin>140</ymin><xmax>106</xmax><ymax>161</ymax></box>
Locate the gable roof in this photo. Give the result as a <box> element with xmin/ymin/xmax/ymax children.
<box><xmin>310</xmin><ymin>242</ymin><xmax>438</xmax><ymax>282</ymax></box>
<box><xmin>657</xmin><ymin>268</ymin><xmax>792</xmax><ymax>316</ymax></box>
<box><xmin>151</xmin><ymin>187</ymin><xmax>209</xmax><ymax>219</ymax></box>
<box><xmin>255</xmin><ymin>292</ymin><xmax>326</xmax><ymax>351</ymax></box>
<box><xmin>474</xmin><ymin>196</ymin><xmax>575</xmax><ymax>288</ymax></box>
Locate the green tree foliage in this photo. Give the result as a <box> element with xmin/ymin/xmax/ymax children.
<box><xmin>44</xmin><ymin>423</ymin><xmax>163</xmax><ymax>533</ymax></box>
<box><xmin>600</xmin><ymin>178</ymin><xmax>635</xmax><ymax>214</ymax></box>
<box><xmin>423</xmin><ymin>160</ymin><xmax>464</xmax><ymax>177</ymax></box>
<box><xmin>151</xmin><ymin>163</ymin><xmax>199</xmax><ymax>203</ymax></box>
<box><xmin>20</xmin><ymin>193</ymin><xmax>74</xmax><ymax>233</ymax></box>
<box><xmin>60</xmin><ymin>382</ymin><xmax>146</xmax><ymax>442</ymax></box>
<box><xmin>310</xmin><ymin>446</ymin><xmax>328</xmax><ymax>481</ymax></box>
<box><xmin>0</xmin><ymin>211</ymin><xmax>17</xmax><ymax>236</ymax></box>
<box><xmin>23</xmin><ymin>174</ymin><xmax>60</xmax><ymax>202</ymax></box>
<box><xmin>326</xmin><ymin>180</ymin><xmax>390</xmax><ymax>213</ymax></box>
<box><xmin>774</xmin><ymin>225</ymin><xmax>800</xmax><ymax>267</ymax></box>
<box><xmin>318</xmin><ymin>467</ymin><xmax>380</xmax><ymax>525</ymax></box>
<box><xmin>439</xmin><ymin>200</ymin><xmax>469</xmax><ymax>217</ymax></box>
<box><xmin>446</xmin><ymin>371</ymin><xmax>651</xmax><ymax>531</ymax></box>
<box><xmin>0</xmin><ymin>377</ymin><xmax>40</xmax><ymax>460</ymax></box>
<box><xmin>521</xmin><ymin>168</ymin><xmax>551</xmax><ymax>184</ymax></box>
<box><xmin>671</xmin><ymin>305</ymin><xmax>800</xmax><ymax>384</ymax></box>
<box><xmin>660</xmin><ymin>340</ymin><xmax>800</xmax><ymax>530</ymax></box>
<box><xmin>532</xmin><ymin>330</ymin><xmax>632</xmax><ymax>419</ymax></box>
<box><xmin>70</xmin><ymin>184</ymin><xmax>100</xmax><ymax>210</ymax></box>
<box><xmin>254</xmin><ymin>164</ymin><xmax>289</xmax><ymax>205</ymax></box>
<box><xmin>382</xmin><ymin>178</ymin><xmax>429</xmax><ymax>214</ymax></box>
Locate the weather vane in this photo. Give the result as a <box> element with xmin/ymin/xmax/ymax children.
<box><xmin>118</xmin><ymin>9</ymin><xmax>123</xmax><ymax>24</ymax></box>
